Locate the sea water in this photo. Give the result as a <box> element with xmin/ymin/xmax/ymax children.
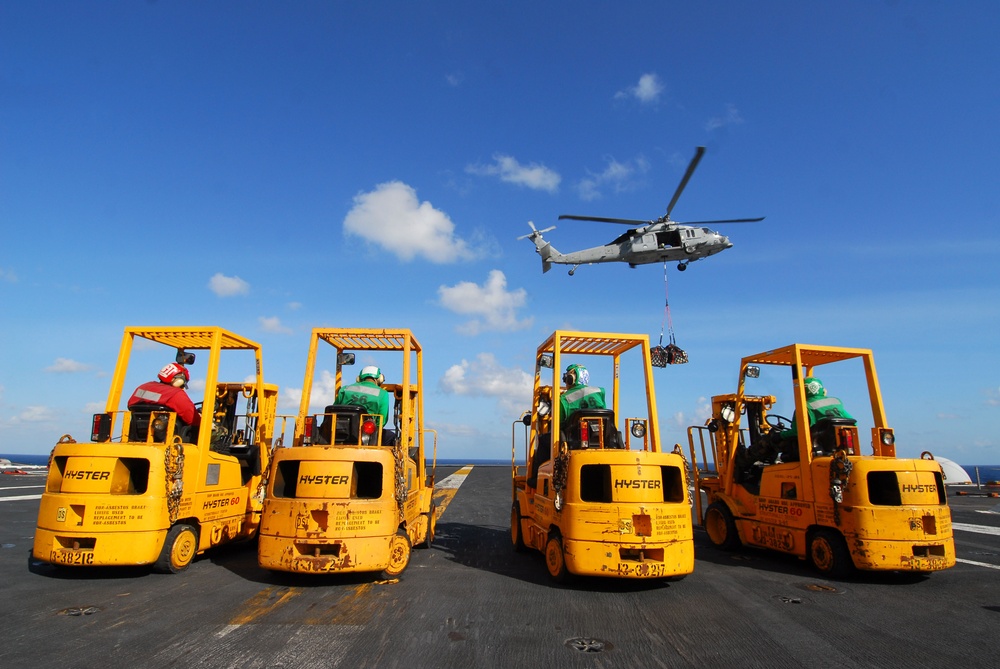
<box><xmin>3</xmin><ymin>453</ymin><xmax>998</xmax><ymax>481</ymax></box>
<box><xmin>962</xmin><ymin>465</ymin><xmax>1000</xmax><ymax>485</ymax></box>
<box><xmin>0</xmin><ymin>453</ymin><xmax>49</xmax><ymax>466</ymax></box>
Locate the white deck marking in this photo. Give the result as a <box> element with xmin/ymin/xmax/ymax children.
<box><xmin>953</xmin><ymin>522</ymin><xmax>1000</xmax><ymax>536</ymax></box>
<box><xmin>435</xmin><ymin>465</ymin><xmax>474</xmax><ymax>489</ymax></box>
<box><xmin>0</xmin><ymin>494</ymin><xmax>42</xmax><ymax>502</ymax></box>
<box><xmin>956</xmin><ymin>558</ymin><xmax>1000</xmax><ymax>570</ymax></box>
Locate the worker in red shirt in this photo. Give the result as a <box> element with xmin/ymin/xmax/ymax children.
<box><xmin>127</xmin><ymin>362</ymin><xmax>201</xmax><ymax>428</ymax></box>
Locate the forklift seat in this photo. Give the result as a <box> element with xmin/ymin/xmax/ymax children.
<box><xmin>317</xmin><ymin>404</ymin><xmax>365</xmax><ymax>445</ymax></box>
<box><xmin>811</xmin><ymin>417</ymin><xmax>858</xmax><ymax>456</ymax></box>
<box><xmin>562</xmin><ymin>409</ymin><xmax>623</xmax><ymax>450</ymax></box>
<box><xmin>128</xmin><ymin>404</ymin><xmax>192</xmax><ymax>443</ymax></box>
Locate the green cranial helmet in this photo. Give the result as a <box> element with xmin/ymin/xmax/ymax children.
<box><xmin>563</xmin><ymin>363</ymin><xmax>590</xmax><ymax>387</ymax></box>
<box><xmin>358</xmin><ymin>366</ymin><xmax>384</xmax><ymax>385</ymax></box>
<box><xmin>804</xmin><ymin>377</ymin><xmax>826</xmax><ymax>398</ymax></box>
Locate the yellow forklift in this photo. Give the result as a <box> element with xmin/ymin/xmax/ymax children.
<box><xmin>258</xmin><ymin>328</ymin><xmax>435</xmax><ymax>578</ymax></box>
<box><xmin>511</xmin><ymin>330</ymin><xmax>694</xmax><ymax>582</ymax></box>
<box><xmin>33</xmin><ymin>327</ymin><xmax>277</xmax><ymax>573</ymax></box>
<box><xmin>689</xmin><ymin>343</ymin><xmax>955</xmax><ymax>577</ymax></box>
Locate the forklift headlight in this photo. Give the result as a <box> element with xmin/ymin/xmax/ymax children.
<box><xmin>630</xmin><ymin>422</ymin><xmax>646</xmax><ymax>438</ymax></box>
<box><xmin>554</xmin><ymin>491</ymin><xmax>564</xmax><ymax>511</ymax></box>
<box><xmin>881</xmin><ymin>430</ymin><xmax>895</xmax><ymax>446</ymax></box>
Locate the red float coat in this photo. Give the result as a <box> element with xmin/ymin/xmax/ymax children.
<box><xmin>127</xmin><ymin>381</ymin><xmax>201</xmax><ymax>427</ymax></box>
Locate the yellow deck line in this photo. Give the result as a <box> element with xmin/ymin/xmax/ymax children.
<box><xmin>220</xmin><ymin>465</ymin><xmax>476</xmax><ymax>633</ymax></box>
<box><xmin>226</xmin><ymin>586</ymin><xmax>304</xmax><ymax>627</ymax></box>
<box><xmin>432</xmin><ymin>465</ymin><xmax>474</xmax><ymax>520</ymax></box>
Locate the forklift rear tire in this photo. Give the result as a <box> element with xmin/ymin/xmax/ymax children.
<box><xmin>705</xmin><ymin>502</ymin><xmax>741</xmax><ymax>551</ymax></box>
<box><xmin>809</xmin><ymin>529</ymin><xmax>853</xmax><ymax>578</ymax></box>
<box><xmin>155</xmin><ymin>524</ymin><xmax>198</xmax><ymax>574</ymax></box>
<box><xmin>381</xmin><ymin>530</ymin><xmax>412</xmax><ymax>579</ymax></box>
<box><xmin>511</xmin><ymin>502</ymin><xmax>526</xmax><ymax>552</ymax></box>
<box><xmin>545</xmin><ymin>534</ymin><xmax>569</xmax><ymax>583</ymax></box>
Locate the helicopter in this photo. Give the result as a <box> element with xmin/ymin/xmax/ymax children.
<box><xmin>519</xmin><ymin>146</ymin><xmax>764</xmax><ymax>275</ymax></box>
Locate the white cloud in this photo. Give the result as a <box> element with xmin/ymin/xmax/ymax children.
<box><xmin>208</xmin><ymin>273</ymin><xmax>250</xmax><ymax>297</ymax></box>
<box><xmin>0</xmin><ymin>267</ymin><xmax>17</xmax><ymax>282</ymax></box>
<box><xmin>577</xmin><ymin>155</ymin><xmax>650</xmax><ymax>201</ymax></box>
<box><xmin>445</xmin><ymin>72</ymin><xmax>463</xmax><ymax>87</ymax></box>
<box><xmin>281</xmin><ymin>369</ymin><xmax>339</xmax><ymax>412</ymax></box>
<box><xmin>705</xmin><ymin>103</ymin><xmax>744</xmax><ymax>131</ymax></box>
<box><xmin>44</xmin><ymin>358</ymin><xmax>93</xmax><ymax>373</ymax></box>
<box><xmin>259</xmin><ymin>316</ymin><xmax>292</xmax><ymax>334</ymax></box>
<box><xmin>279</xmin><ymin>387</ymin><xmax>302</xmax><ymax>412</ymax></box>
<box><xmin>664</xmin><ymin>396</ymin><xmax>713</xmax><ymax>431</ymax></box>
<box><xmin>426</xmin><ymin>421</ymin><xmax>482</xmax><ymax>439</ymax></box>
<box><xmin>438</xmin><ymin>270</ymin><xmax>533</xmax><ymax>335</ymax></box>
<box><xmin>466</xmin><ymin>154</ymin><xmax>561</xmax><ymax>193</ymax></box>
<box><xmin>439</xmin><ymin>352</ymin><xmax>533</xmax><ymax>413</ymax></box>
<box><xmin>344</xmin><ymin>181</ymin><xmax>477</xmax><ymax>263</ymax></box>
<box><xmin>985</xmin><ymin>387</ymin><xmax>1000</xmax><ymax>407</ymax></box>
<box><xmin>615</xmin><ymin>73</ymin><xmax>663</xmax><ymax>104</ymax></box>
<box><xmin>13</xmin><ymin>405</ymin><xmax>58</xmax><ymax>423</ymax></box>
<box><xmin>132</xmin><ymin>338</ymin><xmax>161</xmax><ymax>351</ymax></box>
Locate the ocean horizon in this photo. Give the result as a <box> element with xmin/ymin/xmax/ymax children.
<box><xmin>3</xmin><ymin>452</ymin><xmax>999</xmax><ymax>483</ymax></box>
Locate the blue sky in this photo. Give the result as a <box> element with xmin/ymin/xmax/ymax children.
<box><xmin>2</xmin><ymin>1</ymin><xmax>998</xmax><ymax>464</ymax></box>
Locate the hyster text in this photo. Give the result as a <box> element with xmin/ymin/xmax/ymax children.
<box><xmin>614</xmin><ymin>479</ymin><xmax>662</xmax><ymax>489</ymax></box>
<box><xmin>902</xmin><ymin>484</ymin><xmax>937</xmax><ymax>494</ymax></box>
<box><xmin>202</xmin><ymin>497</ymin><xmax>238</xmax><ymax>510</ymax></box>
<box><xmin>65</xmin><ymin>470</ymin><xmax>111</xmax><ymax>481</ymax></box>
<box><xmin>299</xmin><ymin>475</ymin><xmax>350</xmax><ymax>486</ymax></box>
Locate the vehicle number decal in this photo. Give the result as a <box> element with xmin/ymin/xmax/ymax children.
<box><xmin>50</xmin><ymin>550</ymin><xmax>95</xmax><ymax>566</ymax></box>
<box><xmin>615</xmin><ymin>562</ymin><xmax>665</xmax><ymax>577</ymax></box>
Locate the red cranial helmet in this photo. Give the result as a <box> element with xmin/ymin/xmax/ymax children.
<box><xmin>158</xmin><ymin>362</ymin><xmax>190</xmax><ymax>386</ymax></box>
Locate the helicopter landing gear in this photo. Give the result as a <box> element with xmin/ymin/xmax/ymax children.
<box><xmin>678</xmin><ymin>261</ymin><xmax>689</xmax><ymax>271</ymax></box>
<box><xmin>568</xmin><ymin>264</ymin><xmax>581</xmax><ymax>276</ymax></box>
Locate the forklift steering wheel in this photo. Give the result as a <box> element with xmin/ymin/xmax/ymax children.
<box><xmin>765</xmin><ymin>414</ymin><xmax>792</xmax><ymax>431</ymax></box>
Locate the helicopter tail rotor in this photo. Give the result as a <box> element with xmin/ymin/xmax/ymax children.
<box><xmin>518</xmin><ymin>221</ymin><xmax>559</xmax><ymax>273</ymax></box>
<box><xmin>516</xmin><ymin>221</ymin><xmax>556</xmax><ymax>241</ymax></box>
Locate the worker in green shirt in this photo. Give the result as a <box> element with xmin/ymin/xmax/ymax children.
<box><xmin>755</xmin><ymin>376</ymin><xmax>853</xmax><ymax>463</ymax></box>
<box><xmin>559</xmin><ymin>363</ymin><xmax>606</xmax><ymax>423</ymax></box>
<box><xmin>780</xmin><ymin>376</ymin><xmax>853</xmax><ymax>439</ymax></box>
<box><xmin>335</xmin><ymin>365</ymin><xmax>391</xmax><ymax>430</ymax></box>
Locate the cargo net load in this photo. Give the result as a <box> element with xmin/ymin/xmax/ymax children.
<box><xmin>651</xmin><ymin>342</ymin><xmax>687</xmax><ymax>367</ymax></box>
<box><xmin>652</xmin><ymin>263</ymin><xmax>687</xmax><ymax>367</ymax></box>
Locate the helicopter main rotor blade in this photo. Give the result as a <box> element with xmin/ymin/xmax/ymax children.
<box><xmin>558</xmin><ymin>214</ymin><xmax>650</xmax><ymax>225</ymax></box>
<box><xmin>679</xmin><ymin>217</ymin><xmax>765</xmax><ymax>225</ymax></box>
<box><xmin>664</xmin><ymin>145</ymin><xmax>705</xmax><ymax>220</ymax></box>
